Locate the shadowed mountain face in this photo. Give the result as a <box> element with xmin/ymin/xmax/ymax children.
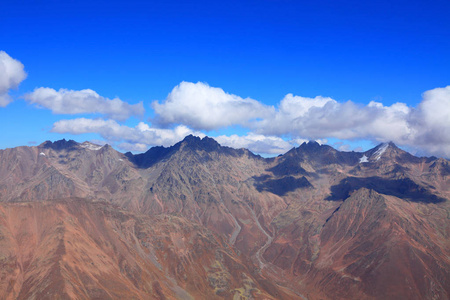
<box><xmin>0</xmin><ymin>136</ymin><xmax>449</xmax><ymax>299</ymax></box>
<box><xmin>327</xmin><ymin>176</ymin><xmax>446</xmax><ymax>203</ymax></box>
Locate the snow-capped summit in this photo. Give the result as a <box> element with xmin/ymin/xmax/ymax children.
<box><xmin>80</xmin><ymin>141</ymin><xmax>103</xmax><ymax>151</ymax></box>
<box><xmin>371</xmin><ymin>142</ymin><xmax>389</xmax><ymax>161</ymax></box>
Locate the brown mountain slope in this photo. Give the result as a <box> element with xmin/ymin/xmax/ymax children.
<box><xmin>309</xmin><ymin>188</ymin><xmax>449</xmax><ymax>299</ymax></box>
<box><xmin>0</xmin><ymin>136</ymin><xmax>449</xmax><ymax>299</ymax></box>
<box><xmin>0</xmin><ymin>199</ymin><xmax>299</xmax><ymax>299</ymax></box>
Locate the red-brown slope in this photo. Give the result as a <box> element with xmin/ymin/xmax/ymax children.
<box><xmin>0</xmin><ymin>199</ymin><xmax>298</xmax><ymax>299</ymax></box>
<box><xmin>264</xmin><ymin>188</ymin><xmax>450</xmax><ymax>300</ymax></box>
<box><xmin>0</xmin><ymin>137</ymin><xmax>449</xmax><ymax>299</ymax></box>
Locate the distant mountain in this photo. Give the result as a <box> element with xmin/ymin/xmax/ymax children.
<box><xmin>0</xmin><ymin>136</ymin><xmax>448</xmax><ymax>299</ymax></box>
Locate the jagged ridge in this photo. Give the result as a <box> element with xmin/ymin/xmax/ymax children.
<box><xmin>0</xmin><ymin>136</ymin><xmax>448</xmax><ymax>300</ymax></box>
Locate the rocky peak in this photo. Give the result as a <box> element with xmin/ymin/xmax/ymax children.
<box><xmin>176</xmin><ymin>135</ymin><xmax>256</xmax><ymax>159</ymax></box>
<box><xmin>179</xmin><ymin>135</ymin><xmax>221</xmax><ymax>152</ymax></box>
<box><xmin>298</xmin><ymin>140</ymin><xmax>322</xmax><ymax>151</ymax></box>
<box><xmin>360</xmin><ymin>142</ymin><xmax>421</xmax><ymax>164</ymax></box>
<box><xmin>40</xmin><ymin>139</ymin><xmax>79</xmax><ymax>151</ymax></box>
<box><xmin>292</xmin><ymin>140</ymin><xmax>362</xmax><ymax>166</ymax></box>
<box><xmin>297</xmin><ymin>140</ymin><xmax>338</xmax><ymax>155</ymax></box>
<box><xmin>80</xmin><ymin>141</ymin><xmax>103</xmax><ymax>151</ymax></box>
<box><xmin>126</xmin><ymin>135</ymin><xmax>225</xmax><ymax>168</ymax></box>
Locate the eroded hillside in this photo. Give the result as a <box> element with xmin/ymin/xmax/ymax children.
<box><xmin>0</xmin><ymin>136</ymin><xmax>449</xmax><ymax>299</ymax></box>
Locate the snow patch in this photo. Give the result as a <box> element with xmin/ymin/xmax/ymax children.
<box><xmin>359</xmin><ymin>155</ymin><xmax>368</xmax><ymax>163</ymax></box>
<box><xmin>372</xmin><ymin>143</ymin><xmax>389</xmax><ymax>161</ymax></box>
<box><xmin>39</xmin><ymin>152</ymin><xmax>45</xmax><ymax>156</ymax></box>
<box><xmin>118</xmin><ymin>159</ymin><xmax>123</xmax><ymax>161</ymax></box>
<box><xmin>80</xmin><ymin>142</ymin><xmax>102</xmax><ymax>151</ymax></box>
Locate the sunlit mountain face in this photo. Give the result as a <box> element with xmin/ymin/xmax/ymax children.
<box><xmin>0</xmin><ymin>136</ymin><xmax>449</xmax><ymax>299</ymax></box>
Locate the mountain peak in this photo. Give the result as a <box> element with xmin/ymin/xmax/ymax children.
<box><xmin>359</xmin><ymin>141</ymin><xmax>423</xmax><ymax>164</ymax></box>
<box><xmin>181</xmin><ymin>134</ymin><xmax>201</xmax><ymax>143</ymax></box>
<box><xmin>128</xmin><ymin>135</ymin><xmax>253</xmax><ymax>169</ymax></box>
<box><xmin>180</xmin><ymin>135</ymin><xmax>221</xmax><ymax>152</ymax></box>
<box><xmin>80</xmin><ymin>141</ymin><xmax>103</xmax><ymax>151</ymax></box>
<box><xmin>306</xmin><ymin>140</ymin><xmax>321</xmax><ymax>146</ymax></box>
<box><xmin>296</xmin><ymin>140</ymin><xmax>337</xmax><ymax>156</ymax></box>
<box><xmin>40</xmin><ymin>139</ymin><xmax>79</xmax><ymax>151</ymax></box>
<box><xmin>298</xmin><ymin>140</ymin><xmax>323</xmax><ymax>151</ymax></box>
<box><xmin>371</xmin><ymin>142</ymin><xmax>390</xmax><ymax>161</ymax></box>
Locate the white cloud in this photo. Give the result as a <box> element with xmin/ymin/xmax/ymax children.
<box><xmin>0</xmin><ymin>51</ymin><xmax>27</xmax><ymax>107</ymax></box>
<box><xmin>24</xmin><ymin>87</ymin><xmax>144</xmax><ymax>121</ymax></box>
<box><xmin>51</xmin><ymin>116</ymin><xmax>295</xmax><ymax>155</ymax></box>
<box><xmin>254</xmin><ymin>94</ymin><xmax>337</xmax><ymax>136</ymax></box>
<box><xmin>252</xmin><ymin>86</ymin><xmax>450</xmax><ymax>157</ymax></box>
<box><xmin>408</xmin><ymin>86</ymin><xmax>450</xmax><ymax>156</ymax></box>
<box><xmin>255</xmin><ymin>97</ymin><xmax>395</xmax><ymax>140</ymax></box>
<box><xmin>152</xmin><ymin>81</ymin><xmax>274</xmax><ymax>130</ymax></box>
<box><xmin>51</xmin><ymin>118</ymin><xmax>203</xmax><ymax>151</ymax></box>
<box><xmin>254</xmin><ymin>95</ymin><xmax>412</xmax><ymax>141</ymax></box>
<box><xmin>364</xmin><ymin>101</ymin><xmax>413</xmax><ymax>143</ymax></box>
<box><xmin>215</xmin><ymin>133</ymin><xmax>295</xmax><ymax>155</ymax></box>
<box><xmin>420</xmin><ymin>86</ymin><xmax>450</xmax><ymax>128</ymax></box>
<box><xmin>51</xmin><ymin>83</ymin><xmax>450</xmax><ymax>158</ymax></box>
<box><xmin>117</xmin><ymin>142</ymin><xmax>149</xmax><ymax>152</ymax></box>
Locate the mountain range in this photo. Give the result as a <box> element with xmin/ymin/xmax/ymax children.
<box><xmin>0</xmin><ymin>136</ymin><xmax>449</xmax><ymax>299</ymax></box>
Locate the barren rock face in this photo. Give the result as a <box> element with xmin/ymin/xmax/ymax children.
<box><xmin>0</xmin><ymin>136</ymin><xmax>449</xmax><ymax>299</ymax></box>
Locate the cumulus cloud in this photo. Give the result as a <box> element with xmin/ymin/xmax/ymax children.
<box><xmin>408</xmin><ymin>86</ymin><xmax>450</xmax><ymax>156</ymax></box>
<box><xmin>51</xmin><ymin>118</ymin><xmax>203</xmax><ymax>151</ymax></box>
<box><xmin>117</xmin><ymin>142</ymin><xmax>150</xmax><ymax>152</ymax></box>
<box><xmin>151</xmin><ymin>82</ymin><xmax>450</xmax><ymax>157</ymax></box>
<box><xmin>253</xmin><ymin>95</ymin><xmax>412</xmax><ymax>142</ymax></box>
<box><xmin>50</xmin><ymin>83</ymin><xmax>450</xmax><ymax>158</ymax></box>
<box><xmin>51</xmin><ymin>117</ymin><xmax>295</xmax><ymax>155</ymax></box>
<box><xmin>254</xmin><ymin>94</ymin><xmax>337</xmax><ymax>136</ymax></box>
<box><xmin>0</xmin><ymin>51</ymin><xmax>27</xmax><ymax>107</ymax></box>
<box><xmin>24</xmin><ymin>87</ymin><xmax>144</xmax><ymax>121</ymax></box>
<box><xmin>152</xmin><ymin>81</ymin><xmax>274</xmax><ymax>130</ymax></box>
<box><xmin>251</xmin><ymin>86</ymin><xmax>450</xmax><ymax>157</ymax></box>
<box><xmin>215</xmin><ymin>133</ymin><xmax>298</xmax><ymax>155</ymax></box>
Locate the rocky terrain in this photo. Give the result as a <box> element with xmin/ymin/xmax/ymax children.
<box><xmin>0</xmin><ymin>136</ymin><xmax>449</xmax><ymax>299</ymax></box>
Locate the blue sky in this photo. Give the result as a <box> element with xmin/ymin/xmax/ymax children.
<box><xmin>1</xmin><ymin>0</ymin><xmax>449</xmax><ymax>157</ymax></box>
